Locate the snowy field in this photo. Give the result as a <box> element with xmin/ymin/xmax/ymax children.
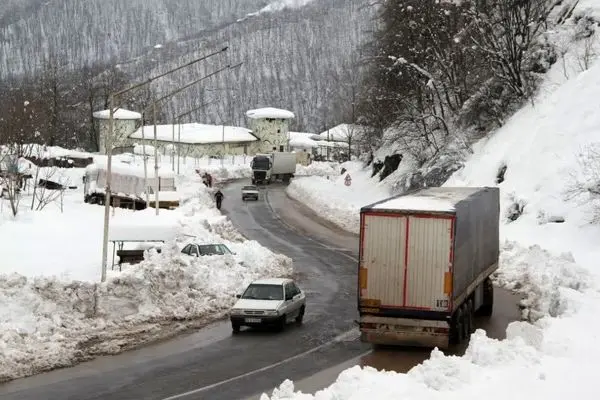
<box><xmin>0</xmin><ymin>154</ymin><xmax>292</xmax><ymax>382</ymax></box>
<box><xmin>269</xmin><ymin>4</ymin><xmax>600</xmax><ymax>400</ymax></box>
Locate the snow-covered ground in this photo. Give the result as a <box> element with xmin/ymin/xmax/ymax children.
<box><xmin>288</xmin><ymin>161</ymin><xmax>392</xmax><ymax>233</ymax></box>
<box><xmin>0</xmin><ymin>154</ymin><xmax>292</xmax><ymax>382</ymax></box>
<box><xmin>266</xmin><ymin>4</ymin><xmax>600</xmax><ymax>399</ymax></box>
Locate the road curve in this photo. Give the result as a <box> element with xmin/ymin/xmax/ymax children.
<box><xmin>0</xmin><ymin>181</ymin><xmax>520</xmax><ymax>400</ymax></box>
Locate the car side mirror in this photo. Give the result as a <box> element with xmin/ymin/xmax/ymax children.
<box><xmin>235</xmin><ymin>294</ymin><xmax>241</xmax><ymax>299</ymax></box>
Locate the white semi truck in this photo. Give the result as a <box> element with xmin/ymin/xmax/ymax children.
<box><xmin>250</xmin><ymin>152</ymin><xmax>296</xmax><ymax>185</ymax></box>
<box><xmin>83</xmin><ymin>159</ymin><xmax>176</xmax><ymax>210</ymax></box>
<box><xmin>357</xmin><ymin>187</ymin><xmax>499</xmax><ymax>349</ymax></box>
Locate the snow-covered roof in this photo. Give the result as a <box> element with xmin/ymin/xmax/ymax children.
<box><xmin>109</xmin><ymin>214</ymin><xmax>179</xmax><ymax>242</ymax></box>
<box><xmin>315</xmin><ymin>140</ymin><xmax>349</xmax><ymax>149</ymax></box>
<box><xmin>317</xmin><ymin>124</ymin><xmax>368</xmax><ymax>142</ymax></box>
<box><xmin>93</xmin><ymin>108</ymin><xmax>142</xmax><ymax>120</ymax></box>
<box><xmin>86</xmin><ymin>158</ymin><xmax>175</xmax><ymax>179</ymax></box>
<box><xmin>289</xmin><ymin>132</ymin><xmax>318</xmax><ymax>149</ymax></box>
<box><xmin>246</xmin><ymin>107</ymin><xmax>295</xmax><ymax>120</ymax></box>
<box><xmin>129</xmin><ymin>123</ymin><xmax>257</xmax><ymax>145</ymax></box>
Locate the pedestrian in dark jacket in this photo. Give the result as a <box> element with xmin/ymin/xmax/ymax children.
<box><xmin>214</xmin><ymin>189</ymin><xmax>224</xmax><ymax>209</ymax></box>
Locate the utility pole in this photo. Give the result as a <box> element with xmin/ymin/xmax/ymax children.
<box><xmin>99</xmin><ymin>45</ymin><xmax>229</xmax><ymax>283</ymax></box>
<box><xmin>153</xmin><ymin>101</ymin><xmax>159</xmax><ymax>215</ymax></box>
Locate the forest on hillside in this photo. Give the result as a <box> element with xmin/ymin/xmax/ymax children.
<box><xmin>0</xmin><ymin>0</ymin><xmax>375</xmax><ymax>150</ymax></box>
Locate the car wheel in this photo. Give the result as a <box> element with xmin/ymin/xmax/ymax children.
<box><xmin>277</xmin><ymin>315</ymin><xmax>286</xmax><ymax>331</ymax></box>
<box><xmin>232</xmin><ymin>323</ymin><xmax>241</xmax><ymax>334</ymax></box>
<box><xmin>295</xmin><ymin>306</ymin><xmax>305</xmax><ymax>325</ymax></box>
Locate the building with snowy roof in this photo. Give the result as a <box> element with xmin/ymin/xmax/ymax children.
<box><xmin>245</xmin><ymin>107</ymin><xmax>295</xmax><ymax>154</ymax></box>
<box><xmin>128</xmin><ymin>123</ymin><xmax>258</xmax><ymax>158</ymax></box>
<box><xmin>93</xmin><ymin>108</ymin><xmax>143</xmax><ymax>155</ymax></box>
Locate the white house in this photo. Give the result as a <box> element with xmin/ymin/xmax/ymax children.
<box><xmin>128</xmin><ymin>123</ymin><xmax>258</xmax><ymax>158</ymax></box>
<box><xmin>288</xmin><ymin>131</ymin><xmax>319</xmax><ymax>151</ymax></box>
<box><xmin>93</xmin><ymin>108</ymin><xmax>143</xmax><ymax>154</ymax></box>
<box><xmin>246</xmin><ymin>107</ymin><xmax>295</xmax><ymax>154</ymax></box>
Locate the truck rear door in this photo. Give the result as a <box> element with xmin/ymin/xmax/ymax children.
<box><xmin>359</xmin><ymin>213</ymin><xmax>454</xmax><ymax>313</ymax></box>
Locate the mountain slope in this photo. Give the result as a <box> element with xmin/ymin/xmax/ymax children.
<box><xmin>0</xmin><ymin>0</ymin><xmax>374</xmax><ymax>132</ymax></box>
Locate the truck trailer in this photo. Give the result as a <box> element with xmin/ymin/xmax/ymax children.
<box><xmin>251</xmin><ymin>152</ymin><xmax>296</xmax><ymax>184</ymax></box>
<box><xmin>83</xmin><ymin>160</ymin><xmax>177</xmax><ymax>210</ymax></box>
<box><xmin>357</xmin><ymin>187</ymin><xmax>499</xmax><ymax>349</ymax></box>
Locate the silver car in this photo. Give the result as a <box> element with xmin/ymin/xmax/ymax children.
<box><xmin>229</xmin><ymin>278</ymin><xmax>306</xmax><ymax>333</ymax></box>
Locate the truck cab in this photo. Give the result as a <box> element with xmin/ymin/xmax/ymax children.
<box><xmin>250</xmin><ymin>154</ymin><xmax>272</xmax><ymax>185</ymax></box>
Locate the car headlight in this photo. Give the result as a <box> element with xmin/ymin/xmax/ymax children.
<box><xmin>230</xmin><ymin>309</ymin><xmax>244</xmax><ymax>316</ymax></box>
<box><xmin>263</xmin><ymin>310</ymin><xmax>278</xmax><ymax>316</ymax></box>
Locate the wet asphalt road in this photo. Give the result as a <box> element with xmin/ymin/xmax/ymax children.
<box><xmin>0</xmin><ymin>180</ymin><xmax>520</xmax><ymax>400</ymax></box>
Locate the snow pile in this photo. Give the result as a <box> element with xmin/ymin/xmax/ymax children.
<box><xmin>287</xmin><ymin>161</ymin><xmax>392</xmax><ymax>233</ymax></box>
<box><xmin>295</xmin><ymin>161</ymin><xmax>340</xmax><ymax>177</ymax></box>
<box><xmin>0</xmin><ymin>172</ymin><xmax>293</xmax><ymax>382</ymax></box>
<box><xmin>262</xmin><ymin>242</ymin><xmax>598</xmax><ymax>400</ymax></box>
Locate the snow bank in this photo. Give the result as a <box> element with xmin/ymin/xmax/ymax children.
<box><xmin>295</xmin><ymin>161</ymin><xmax>340</xmax><ymax>177</ymax></box>
<box><xmin>287</xmin><ymin>161</ymin><xmax>391</xmax><ymax>233</ymax></box>
<box><xmin>0</xmin><ymin>172</ymin><xmax>293</xmax><ymax>382</ymax></box>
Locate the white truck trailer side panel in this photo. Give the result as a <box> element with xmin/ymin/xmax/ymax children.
<box><xmin>405</xmin><ymin>216</ymin><xmax>453</xmax><ymax>311</ymax></box>
<box><xmin>271</xmin><ymin>152</ymin><xmax>296</xmax><ymax>175</ymax></box>
<box><xmin>361</xmin><ymin>214</ymin><xmax>407</xmax><ymax>306</ymax></box>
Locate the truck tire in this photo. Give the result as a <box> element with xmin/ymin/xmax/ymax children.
<box><xmin>477</xmin><ymin>278</ymin><xmax>494</xmax><ymax>317</ymax></box>
<box><xmin>450</xmin><ymin>308</ymin><xmax>464</xmax><ymax>345</ymax></box>
<box><xmin>282</xmin><ymin>174</ymin><xmax>291</xmax><ymax>184</ymax></box>
<box><xmin>465</xmin><ymin>300</ymin><xmax>474</xmax><ymax>337</ymax></box>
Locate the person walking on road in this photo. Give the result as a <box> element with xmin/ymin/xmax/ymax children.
<box><xmin>214</xmin><ymin>189</ymin><xmax>224</xmax><ymax>209</ymax></box>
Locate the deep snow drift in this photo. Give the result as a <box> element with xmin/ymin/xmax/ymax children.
<box><xmin>0</xmin><ymin>156</ymin><xmax>292</xmax><ymax>383</ymax></box>
<box><xmin>267</xmin><ymin>3</ymin><xmax>600</xmax><ymax>399</ymax></box>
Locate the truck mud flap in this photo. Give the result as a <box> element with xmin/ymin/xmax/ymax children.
<box><xmin>359</xmin><ymin>316</ymin><xmax>450</xmax><ymax>349</ymax></box>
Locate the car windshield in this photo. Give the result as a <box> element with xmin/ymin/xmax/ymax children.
<box><xmin>241</xmin><ymin>284</ymin><xmax>283</xmax><ymax>300</ymax></box>
<box><xmin>198</xmin><ymin>244</ymin><xmax>232</xmax><ymax>255</ymax></box>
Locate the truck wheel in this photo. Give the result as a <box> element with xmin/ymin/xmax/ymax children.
<box><xmin>282</xmin><ymin>174</ymin><xmax>291</xmax><ymax>184</ymax></box>
<box><xmin>465</xmin><ymin>300</ymin><xmax>474</xmax><ymax>337</ymax></box>
<box><xmin>450</xmin><ymin>308</ymin><xmax>464</xmax><ymax>345</ymax></box>
<box><xmin>477</xmin><ymin>278</ymin><xmax>494</xmax><ymax>317</ymax></box>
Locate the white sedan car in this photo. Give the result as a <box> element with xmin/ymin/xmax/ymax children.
<box><xmin>229</xmin><ymin>278</ymin><xmax>306</xmax><ymax>333</ymax></box>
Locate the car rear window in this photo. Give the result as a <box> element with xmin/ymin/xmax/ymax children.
<box><xmin>243</xmin><ymin>186</ymin><xmax>257</xmax><ymax>190</ymax></box>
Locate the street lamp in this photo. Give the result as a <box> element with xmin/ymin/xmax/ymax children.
<box><xmin>99</xmin><ymin>46</ymin><xmax>229</xmax><ymax>283</ymax></box>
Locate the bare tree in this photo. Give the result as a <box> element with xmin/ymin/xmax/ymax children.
<box><xmin>464</xmin><ymin>0</ymin><xmax>552</xmax><ymax>97</ymax></box>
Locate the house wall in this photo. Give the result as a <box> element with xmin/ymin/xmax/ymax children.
<box><xmin>97</xmin><ymin>119</ymin><xmax>138</xmax><ymax>154</ymax></box>
<box><xmin>247</xmin><ymin>118</ymin><xmax>290</xmax><ymax>154</ymax></box>
<box><xmin>126</xmin><ymin>138</ymin><xmax>254</xmax><ymax>158</ymax></box>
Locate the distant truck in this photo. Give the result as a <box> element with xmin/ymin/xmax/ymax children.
<box><xmin>357</xmin><ymin>187</ymin><xmax>499</xmax><ymax>349</ymax></box>
<box><xmin>83</xmin><ymin>160</ymin><xmax>177</xmax><ymax>210</ymax></box>
<box><xmin>250</xmin><ymin>152</ymin><xmax>296</xmax><ymax>185</ymax></box>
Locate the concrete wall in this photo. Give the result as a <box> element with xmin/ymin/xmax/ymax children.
<box><xmin>97</xmin><ymin>119</ymin><xmax>138</xmax><ymax>154</ymax></box>
<box><xmin>247</xmin><ymin>118</ymin><xmax>290</xmax><ymax>154</ymax></box>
